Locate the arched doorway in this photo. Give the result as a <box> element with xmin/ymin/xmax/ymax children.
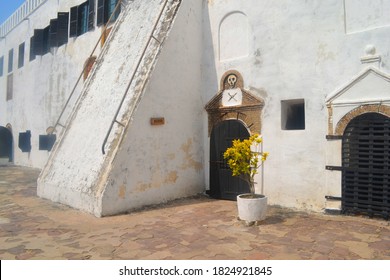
<box><xmin>0</xmin><ymin>126</ymin><xmax>13</xmax><ymax>163</ymax></box>
<box><xmin>209</xmin><ymin>120</ymin><xmax>250</xmax><ymax>200</ymax></box>
<box><xmin>342</xmin><ymin>113</ymin><xmax>390</xmax><ymax>219</ymax></box>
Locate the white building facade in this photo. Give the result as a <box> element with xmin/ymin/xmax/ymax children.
<box><xmin>1</xmin><ymin>0</ymin><xmax>390</xmax><ymax>218</ymax></box>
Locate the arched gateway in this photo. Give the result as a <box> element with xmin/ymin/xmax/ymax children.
<box><xmin>209</xmin><ymin>120</ymin><xmax>250</xmax><ymax>200</ymax></box>
<box><xmin>342</xmin><ymin>113</ymin><xmax>390</xmax><ymax>218</ymax></box>
<box><xmin>205</xmin><ymin>70</ymin><xmax>264</xmax><ymax>200</ymax></box>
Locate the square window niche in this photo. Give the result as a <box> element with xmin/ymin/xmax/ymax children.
<box><xmin>281</xmin><ymin>99</ymin><xmax>305</xmax><ymax>130</ymax></box>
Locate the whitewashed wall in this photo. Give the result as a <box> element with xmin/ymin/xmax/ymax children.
<box><xmin>100</xmin><ymin>0</ymin><xmax>203</xmax><ymax>216</ymax></box>
<box><xmin>202</xmin><ymin>0</ymin><xmax>390</xmax><ymax>211</ymax></box>
<box><xmin>0</xmin><ymin>0</ymin><xmax>102</xmax><ymax>168</ymax></box>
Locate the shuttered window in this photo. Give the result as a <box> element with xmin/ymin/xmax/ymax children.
<box><xmin>49</xmin><ymin>13</ymin><xmax>70</xmax><ymax>46</ymax></box>
<box><xmin>88</xmin><ymin>0</ymin><xmax>95</xmax><ymax>30</ymax></box>
<box><xmin>6</xmin><ymin>74</ymin><xmax>13</xmax><ymax>101</ymax></box>
<box><xmin>70</xmin><ymin>1</ymin><xmax>95</xmax><ymax>37</ymax></box>
<box><xmin>8</xmin><ymin>49</ymin><xmax>13</xmax><ymax>73</ymax></box>
<box><xmin>18</xmin><ymin>43</ymin><xmax>25</xmax><ymax>69</ymax></box>
<box><xmin>69</xmin><ymin>6</ymin><xmax>78</xmax><ymax>37</ymax></box>
<box><xmin>0</xmin><ymin>56</ymin><xmax>4</xmax><ymax>77</ymax></box>
<box><xmin>49</xmin><ymin>19</ymin><xmax>58</xmax><ymax>48</ymax></box>
<box><xmin>32</xmin><ymin>27</ymin><xmax>50</xmax><ymax>56</ymax></box>
<box><xmin>57</xmin><ymin>12</ymin><xmax>69</xmax><ymax>46</ymax></box>
<box><xmin>33</xmin><ymin>29</ymin><xmax>44</xmax><ymax>55</ymax></box>
<box><xmin>97</xmin><ymin>0</ymin><xmax>120</xmax><ymax>26</ymax></box>
<box><xmin>29</xmin><ymin>36</ymin><xmax>36</xmax><ymax>61</ymax></box>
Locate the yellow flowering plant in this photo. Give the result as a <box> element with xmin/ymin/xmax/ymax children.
<box><xmin>223</xmin><ymin>134</ymin><xmax>268</xmax><ymax>194</ymax></box>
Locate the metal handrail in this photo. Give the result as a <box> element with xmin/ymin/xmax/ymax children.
<box><xmin>101</xmin><ymin>0</ymin><xmax>170</xmax><ymax>154</ymax></box>
<box><xmin>52</xmin><ymin>0</ymin><xmax>124</xmax><ymax>134</ymax></box>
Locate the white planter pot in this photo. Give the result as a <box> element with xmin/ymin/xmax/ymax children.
<box><xmin>237</xmin><ymin>194</ymin><xmax>268</xmax><ymax>222</ymax></box>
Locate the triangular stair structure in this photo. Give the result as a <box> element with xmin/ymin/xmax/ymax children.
<box><xmin>38</xmin><ymin>0</ymin><xmax>204</xmax><ymax>217</ymax></box>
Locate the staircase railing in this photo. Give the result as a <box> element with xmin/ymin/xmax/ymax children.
<box><xmin>51</xmin><ymin>0</ymin><xmax>124</xmax><ymax>134</ymax></box>
<box><xmin>101</xmin><ymin>0</ymin><xmax>170</xmax><ymax>154</ymax></box>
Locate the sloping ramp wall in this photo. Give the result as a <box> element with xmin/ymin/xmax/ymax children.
<box><xmin>38</xmin><ymin>0</ymin><xmax>197</xmax><ymax>217</ymax></box>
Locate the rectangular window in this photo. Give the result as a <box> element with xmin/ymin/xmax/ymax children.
<box><xmin>57</xmin><ymin>12</ymin><xmax>69</xmax><ymax>46</ymax></box>
<box><xmin>0</xmin><ymin>56</ymin><xmax>3</xmax><ymax>77</ymax></box>
<box><xmin>69</xmin><ymin>6</ymin><xmax>78</xmax><ymax>37</ymax></box>
<box><xmin>79</xmin><ymin>2</ymin><xmax>89</xmax><ymax>35</ymax></box>
<box><xmin>32</xmin><ymin>26</ymin><xmax>50</xmax><ymax>56</ymax></box>
<box><xmin>88</xmin><ymin>0</ymin><xmax>95</xmax><ymax>30</ymax></box>
<box><xmin>6</xmin><ymin>74</ymin><xmax>13</xmax><ymax>101</ymax></box>
<box><xmin>30</xmin><ymin>36</ymin><xmax>36</xmax><ymax>61</ymax></box>
<box><xmin>18</xmin><ymin>131</ymin><xmax>32</xmax><ymax>153</ymax></box>
<box><xmin>49</xmin><ymin>19</ymin><xmax>58</xmax><ymax>48</ymax></box>
<box><xmin>281</xmin><ymin>99</ymin><xmax>305</xmax><ymax>130</ymax></box>
<box><xmin>18</xmin><ymin>43</ymin><xmax>25</xmax><ymax>69</ymax></box>
<box><xmin>33</xmin><ymin>29</ymin><xmax>44</xmax><ymax>55</ymax></box>
<box><xmin>97</xmin><ymin>0</ymin><xmax>120</xmax><ymax>26</ymax></box>
<box><xmin>42</xmin><ymin>26</ymin><xmax>50</xmax><ymax>54</ymax></box>
<box><xmin>49</xmin><ymin>12</ymin><xmax>69</xmax><ymax>47</ymax></box>
<box><xmin>70</xmin><ymin>1</ymin><xmax>94</xmax><ymax>37</ymax></box>
<box><xmin>8</xmin><ymin>49</ymin><xmax>13</xmax><ymax>73</ymax></box>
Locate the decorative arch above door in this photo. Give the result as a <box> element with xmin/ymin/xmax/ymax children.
<box><xmin>205</xmin><ymin>70</ymin><xmax>264</xmax><ymax>136</ymax></box>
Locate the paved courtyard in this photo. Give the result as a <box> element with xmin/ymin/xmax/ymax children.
<box><xmin>0</xmin><ymin>165</ymin><xmax>389</xmax><ymax>260</ymax></box>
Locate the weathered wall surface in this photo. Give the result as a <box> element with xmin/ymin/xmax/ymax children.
<box><xmin>202</xmin><ymin>0</ymin><xmax>390</xmax><ymax>211</ymax></box>
<box><xmin>0</xmin><ymin>0</ymin><xmax>102</xmax><ymax>168</ymax></box>
<box><xmin>101</xmin><ymin>0</ymin><xmax>203</xmax><ymax>216</ymax></box>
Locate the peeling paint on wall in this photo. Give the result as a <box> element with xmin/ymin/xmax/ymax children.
<box><xmin>180</xmin><ymin>138</ymin><xmax>203</xmax><ymax>171</ymax></box>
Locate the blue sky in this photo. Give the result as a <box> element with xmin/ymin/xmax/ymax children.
<box><xmin>0</xmin><ymin>0</ymin><xmax>26</xmax><ymax>24</ymax></box>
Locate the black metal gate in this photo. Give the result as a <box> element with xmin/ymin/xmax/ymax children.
<box><xmin>342</xmin><ymin>113</ymin><xmax>390</xmax><ymax>219</ymax></box>
<box><xmin>209</xmin><ymin>120</ymin><xmax>250</xmax><ymax>200</ymax></box>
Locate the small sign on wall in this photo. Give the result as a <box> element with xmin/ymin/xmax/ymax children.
<box><xmin>150</xmin><ymin>117</ymin><xmax>165</xmax><ymax>126</ymax></box>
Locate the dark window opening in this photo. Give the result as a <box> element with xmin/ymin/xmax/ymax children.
<box><xmin>70</xmin><ymin>0</ymin><xmax>95</xmax><ymax>37</ymax></box>
<box><xmin>32</xmin><ymin>27</ymin><xmax>50</xmax><ymax>56</ymax></box>
<box><xmin>281</xmin><ymin>99</ymin><xmax>305</xmax><ymax>130</ymax></box>
<box><xmin>42</xmin><ymin>26</ymin><xmax>50</xmax><ymax>54</ymax></box>
<box><xmin>49</xmin><ymin>18</ymin><xmax>58</xmax><ymax>48</ymax></box>
<box><xmin>18</xmin><ymin>131</ymin><xmax>31</xmax><ymax>153</ymax></box>
<box><xmin>39</xmin><ymin>134</ymin><xmax>56</xmax><ymax>151</ymax></box>
<box><xmin>57</xmin><ymin>12</ymin><xmax>69</xmax><ymax>46</ymax></box>
<box><xmin>49</xmin><ymin>12</ymin><xmax>69</xmax><ymax>48</ymax></box>
<box><xmin>18</xmin><ymin>42</ymin><xmax>25</xmax><ymax>69</ymax></box>
<box><xmin>8</xmin><ymin>49</ymin><xmax>13</xmax><ymax>73</ymax></box>
<box><xmin>0</xmin><ymin>126</ymin><xmax>13</xmax><ymax>161</ymax></box>
<box><xmin>0</xmin><ymin>56</ymin><xmax>4</xmax><ymax>77</ymax></box>
<box><xmin>29</xmin><ymin>36</ymin><xmax>36</xmax><ymax>61</ymax></box>
<box><xmin>97</xmin><ymin>0</ymin><xmax>120</xmax><ymax>26</ymax></box>
<box><xmin>6</xmin><ymin>74</ymin><xmax>13</xmax><ymax>101</ymax></box>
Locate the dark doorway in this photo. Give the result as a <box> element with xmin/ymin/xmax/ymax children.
<box><xmin>0</xmin><ymin>126</ymin><xmax>13</xmax><ymax>163</ymax></box>
<box><xmin>342</xmin><ymin>113</ymin><xmax>390</xmax><ymax>219</ymax></box>
<box><xmin>209</xmin><ymin>120</ymin><xmax>250</xmax><ymax>200</ymax></box>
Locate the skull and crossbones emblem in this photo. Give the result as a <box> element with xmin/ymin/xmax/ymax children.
<box><xmin>226</xmin><ymin>74</ymin><xmax>238</xmax><ymax>101</ymax></box>
<box><xmin>227</xmin><ymin>74</ymin><xmax>237</xmax><ymax>89</ymax></box>
<box><xmin>221</xmin><ymin>73</ymin><xmax>242</xmax><ymax>106</ymax></box>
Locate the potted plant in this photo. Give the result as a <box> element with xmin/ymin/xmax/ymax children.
<box><xmin>223</xmin><ymin>133</ymin><xmax>269</xmax><ymax>224</ymax></box>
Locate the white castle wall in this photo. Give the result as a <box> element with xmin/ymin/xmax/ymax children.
<box><xmin>202</xmin><ymin>0</ymin><xmax>390</xmax><ymax>211</ymax></box>
<box><xmin>0</xmin><ymin>0</ymin><xmax>102</xmax><ymax>168</ymax></box>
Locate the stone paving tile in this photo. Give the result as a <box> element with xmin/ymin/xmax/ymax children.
<box><xmin>1</xmin><ymin>166</ymin><xmax>390</xmax><ymax>260</ymax></box>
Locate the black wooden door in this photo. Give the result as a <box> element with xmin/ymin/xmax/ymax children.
<box><xmin>0</xmin><ymin>126</ymin><xmax>13</xmax><ymax>162</ymax></box>
<box><xmin>210</xmin><ymin>120</ymin><xmax>250</xmax><ymax>200</ymax></box>
<box><xmin>342</xmin><ymin>113</ymin><xmax>390</xmax><ymax>219</ymax></box>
